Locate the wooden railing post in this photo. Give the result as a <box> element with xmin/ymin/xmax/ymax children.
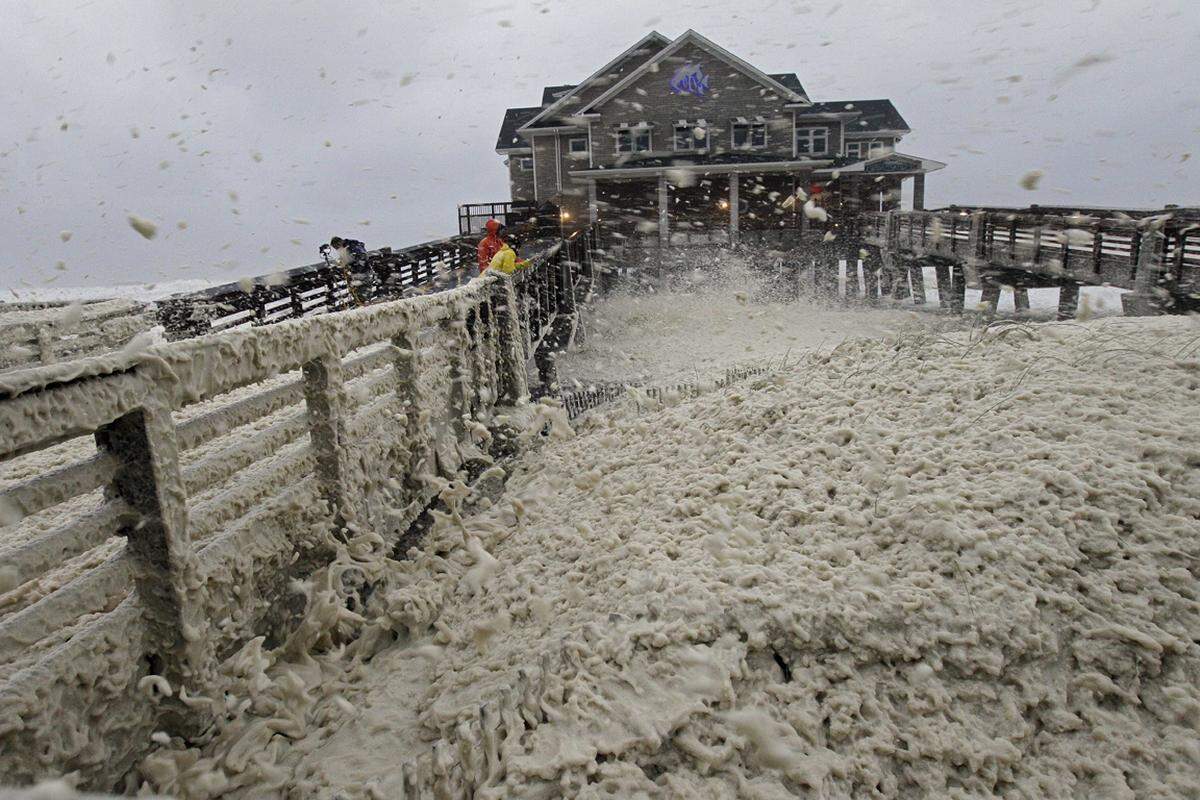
<box><xmin>1171</xmin><ymin>229</ymin><xmax>1186</xmax><ymax>284</ymax></box>
<box><xmin>289</xmin><ymin>283</ymin><xmax>306</xmax><ymax>321</ymax></box>
<box><xmin>478</xmin><ymin>297</ymin><xmax>500</xmax><ymax>410</ymax></box>
<box><xmin>35</xmin><ymin>325</ymin><xmax>55</xmax><ymax>365</ymax></box>
<box><xmin>325</xmin><ymin>273</ymin><xmax>340</xmax><ymax>312</ymax></box>
<box><xmin>468</xmin><ymin>301</ymin><xmax>488</xmax><ymax>414</ymax></box>
<box><xmin>494</xmin><ymin>278</ymin><xmax>529</xmax><ymax>405</ymax></box>
<box><xmin>392</xmin><ymin>324</ymin><xmax>433</xmax><ymax>486</ymax></box>
<box><xmin>934</xmin><ymin>263</ymin><xmax>953</xmax><ymax>309</ymax></box>
<box><xmin>95</xmin><ymin>383</ymin><xmax>214</xmax><ymax>698</ymax></box>
<box><xmin>963</xmin><ymin>211</ymin><xmax>985</xmax><ymax>290</ymax></box>
<box><xmin>1126</xmin><ymin>226</ymin><xmax>1168</xmax><ymax>315</ymax></box>
<box><xmin>441</xmin><ymin>306</ymin><xmax>473</xmax><ymax>439</ymax></box>
<box><xmin>302</xmin><ymin>349</ymin><xmax>357</xmax><ymax>530</ymax></box>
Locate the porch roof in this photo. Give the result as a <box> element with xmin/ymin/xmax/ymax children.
<box><xmin>569</xmin><ymin>152</ymin><xmax>833</xmax><ymax>179</ymax></box>
<box><xmin>814</xmin><ymin>152</ymin><xmax>947</xmax><ymax>177</ymax></box>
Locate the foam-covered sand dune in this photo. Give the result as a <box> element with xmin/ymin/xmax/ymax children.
<box><xmin>142</xmin><ymin>315</ymin><xmax>1200</xmax><ymax>799</ymax></box>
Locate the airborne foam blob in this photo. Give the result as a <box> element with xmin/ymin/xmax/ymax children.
<box><xmin>127</xmin><ymin>214</ymin><xmax>158</xmax><ymax>240</ymax></box>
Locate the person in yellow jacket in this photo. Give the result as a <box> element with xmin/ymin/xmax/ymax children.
<box><xmin>487</xmin><ymin>237</ymin><xmax>531</xmax><ymax>275</ymax></box>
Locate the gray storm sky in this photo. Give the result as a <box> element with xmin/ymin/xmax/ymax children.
<box><xmin>2</xmin><ymin>0</ymin><xmax>1198</xmax><ymax>289</ymax></box>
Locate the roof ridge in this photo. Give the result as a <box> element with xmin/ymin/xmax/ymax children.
<box><xmin>518</xmin><ymin>31</ymin><xmax>671</xmax><ymax>132</ymax></box>
<box><xmin>576</xmin><ymin>30</ymin><xmax>806</xmax><ymax>115</ymax></box>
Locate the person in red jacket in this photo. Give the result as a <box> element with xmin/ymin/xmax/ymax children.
<box><xmin>477</xmin><ymin>219</ymin><xmax>505</xmax><ymax>273</ymax></box>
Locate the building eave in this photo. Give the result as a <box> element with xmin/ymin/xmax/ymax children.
<box><xmin>814</xmin><ymin>152</ymin><xmax>947</xmax><ymax>176</ymax></box>
<box><xmin>569</xmin><ymin>158</ymin><xmax>833</xmax><ymax>180</ymax></box>
<box><xmin>517</xmin><ymin>30</ymin><xmax>672</xmax><ymax>132</ymax></box>
<box><xmin>522</xmin><ymin>124</ymin><xmax>589</xmax><ymax>134</ymax></box>
<box><xmin>792</xmin><ymin>111</ymin><xmax>861</xmax><ymax>120</ymax></box>
<box><xmin>843</xmin><ymin>128</ymin><xmax>911</xmax><ymax>138</ymax></box>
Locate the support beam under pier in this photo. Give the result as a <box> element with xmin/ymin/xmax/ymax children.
<box><xmin>657</xmin><ymin>175</ymin><xmax>669</xmax><ymax>248</ymax></box>
<box><xmin>729</xmin><ymin>172</ymin><xmax>739</xmax><ymax>246</ymax></box>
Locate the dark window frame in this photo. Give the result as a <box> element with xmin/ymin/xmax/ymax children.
<box><xmin>795</xmin><ymin>126</ymin><xmax>830</xmax><ymax>156</ymax></box>
<box><xmin>674</xmin><ymin>124</ymin><xmax>708</xmax><ymax>152</ymax></box>
<box><xmin>617</xmin><ymin>126</ymin><xmax>652</xmax><ymax>153</ymax></box>
<box><xmin>732</xmin><ymin>121</ymin><xmax>768</xmax><ymax>149</ymax></box>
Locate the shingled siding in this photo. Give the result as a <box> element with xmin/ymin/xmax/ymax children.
<box><xmin>507</xmin><ymin>157</ymin><xmax>535</xmax><ymax>203</ymax></box>
<box><xmin>588</xmin><ymin>42</ymin><xmax>808</xmax><ymax>166</ymax></box>
<box><xmin>557</xmin><ymin>132</ymin><xmax>590</xmax><ymax>218</ymax></box>
<box><xmin>531</xmin><ymin>135</ymin><xmax>560</xmax><ymax>201</ymax></box>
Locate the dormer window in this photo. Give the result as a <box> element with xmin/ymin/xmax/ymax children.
<box><xmin>617</xmin><ymin>124</ymin><xmax>652</xmax><ymax>153</ymax></box>
<box><xmin>673</xmin><ymin>120</ymin><xmax>709</xmax><ymax>152</ymax></box>
<box><xmin>795</xmin><ymin>127</ymin><xmax>829</xmax><ymax>156</ymax></box>
<box><xmin>732</xmin><ymin>117</ymin><xmax>767</xmax><ymax>149</ymax></box>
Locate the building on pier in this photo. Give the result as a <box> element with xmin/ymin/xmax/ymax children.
<box><xmin>494</xmin><ymin>29</ymin><xmax>945</xmax><ymax>247</ymax></box>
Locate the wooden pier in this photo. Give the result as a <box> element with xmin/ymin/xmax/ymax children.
<box><xmin>858</xmin><ymin>206</ymin><xmax>1199</xmax><ymax>318</ymax></box>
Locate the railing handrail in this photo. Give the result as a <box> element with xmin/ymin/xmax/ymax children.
<box><xmin>158</xmin><ymin>233</ymin><xmax>480</xmax><ymax>304</ymax></box>
<box><xmin>0</xmin><ymin>237</ymin><xmax>572</xmax><ymax>409</ymax></box>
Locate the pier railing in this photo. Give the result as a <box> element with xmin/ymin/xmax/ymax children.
<box><xmin>0</xmin><ymin>228</ymin><xmax>597</xmax><ymax>788</ymax></box>
<box><xmin>155</xmin><ymin>235</ymin><xmax>480</xmax><ymax>340</ymax></box>
<box><xmin>859</xmin><ymin>207</ymin><xmax>1199</xmax><ymax>313</ymax></box>
<box><xmin>0</xmin><ymin>299</ymin><xmax>156</xmax><ymax>372</ymax></box>
<box><xmin>457</xmin><ymin>201</ymin><xmax>536</xmax><ymax>235</ymax></box>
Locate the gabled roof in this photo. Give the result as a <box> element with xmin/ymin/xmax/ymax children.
<box><xmin>768</xmin><ymin>73</ymin><xmax>808</xmax><ymax>102</ymax></box>
<box><xmin>540</xmin><ymin>84</ymin><xmax>576</xmax><ymax>105</ymax></box>
<box><xmin>496</xmin><ymin>106</ymin><xmax>541</xmax><ymax>152</ymax></box>
<box><xmin>578</xmin><ymin>29</ymin><xmax>808</xmax><ymax>114</ymax></box>
<box><xmin>807</xmin><ymin>99</ymin><xmax>910</xmax><ymax>133</ymax></box>
<box><xmin>519</xmin><ymin>31</ymin><xmax>671</xmax><ymax>132</ymax></box>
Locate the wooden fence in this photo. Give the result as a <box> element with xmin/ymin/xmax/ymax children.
<box><xmin>559</xmin><ymin>363</ymin><xmax>773</xmax><ymax>420</ymax></box>
<box><xmin>858</xmin><ymin>208</ymin><xmax>1200</xmax><ymax>315</ymax></box>
<box><xmin>0</xmin><ymin>229</ymin><xmax>597</xmax><ymax>791</ymax></box>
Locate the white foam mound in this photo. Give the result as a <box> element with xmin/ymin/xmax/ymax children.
<box><xmin>557</xmin><ymin>263</ymin><xmax>925</xmax><ymax>388</ymax></box>
<box><xmin>142</xmin><ymin>316</ymin><xmax>1200</xmax><ymax>798</ymax></box>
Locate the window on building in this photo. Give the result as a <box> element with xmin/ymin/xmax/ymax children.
<box><xmin>847</xmin><ymin>139</ymin><xmax>892</xmax><ymax>159</ymax></box>
<box><xmin>732</xmin><ymin>121</ymin><xmax>767</xmax><ymax>149</ymax></box>
<box><xmin>568</xmin><ymin>137</ymin><xmax>588</xmax><ymax>154</ymax></box>
<box><xmin>673</xmin><ymin>123</ymin><xmax>708</xmax><ymax>151</ymax></box>
<box><xmin>617</xmin><ymin>126</ymin><xmax>652</xmax><ymax>153</ymax></box>
<box><xmin>513</xmin><ymin>156</ymin><xmax>533</xmax><ymax>171</ymax></box>
<box><xmin>795</xmin><ymin>127</ymin><xmax>829</xmax><ymax>156</ymax></box>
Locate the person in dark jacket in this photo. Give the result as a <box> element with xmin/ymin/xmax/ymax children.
<box><xmin>322</xmin><ymin>236</ymin><xmax>371</xmax><ymax>305</ymax></box>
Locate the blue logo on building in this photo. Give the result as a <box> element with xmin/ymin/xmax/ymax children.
<box><xmin>669</xmin><ymin>63</ymin><xmax>710</xmax><ymax>96</ymax></box>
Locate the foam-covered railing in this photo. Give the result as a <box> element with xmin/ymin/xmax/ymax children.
<box><xmin>0</xmin><ymin>230</ymin><xmax>596</xmax><ymax>790</ymax></box>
